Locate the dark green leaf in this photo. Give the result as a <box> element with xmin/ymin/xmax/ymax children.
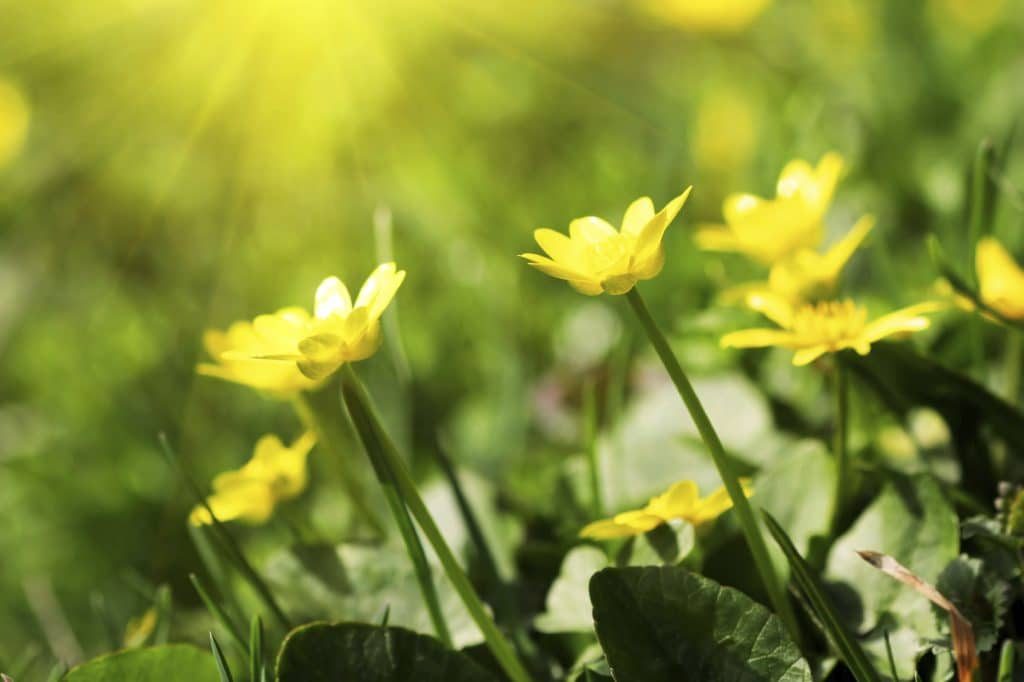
<box><xmin>589</xmin><ymin>565</ymin><xmax>811</xmax><ymax>681</ymax></box>
<box><xmin>275</xmin><ymin>622</ymin><xmax>499</xmax><ymax>682</ymax></box>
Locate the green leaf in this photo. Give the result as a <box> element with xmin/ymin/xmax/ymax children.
<box><xmin>761</xmin><ymin>512</ymin><xmax>881</xmax><ymax>682</ymax></box>
<box><xmin>275</xmin><ymin>622</ymin><xmax>499</xmax><ymax>682</ymax></box>
<box><xmin>825</xmin><ymin>475</ymin><xmax>958</xmax><ymax>676</ymax></box>
<box><xmin>755</xmin><ymin>440</ymin><xmax>835</xmax><ymax>576</ymax></box>
<box><xmin>64</xmin><ymin>645</ymin><xmax>220</xmax><ymax>682</ymax></box>
<box><xmin>209</xmin><ymin>633</ymin><xmax>235</xmax><ymax>682</ymax></box>
<box><xmin>534</xmin><ymin>545</ymin><xmax>608</xmax><ymax>634</ymax></box>
<box><xmin>589</xmin><ymin>566</ymin><xmax>812</xmax><ymax>681</ymax></box>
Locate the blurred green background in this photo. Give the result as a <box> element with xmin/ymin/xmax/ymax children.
<box><xmin>1</xmin><ymin>0</ymin><xmax>1022</xmax><ymax>669</ymax></box>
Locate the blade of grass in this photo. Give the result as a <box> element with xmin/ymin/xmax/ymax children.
<box><xmin>997</xmin><ymin>639</ymin><xmax>1015</xmax><ymax>682</ymax></box>
<box><xmin>293</xmin><ymin>386</ymin><xmax>387</xmax><ymax>538</ymax></box>
<box><xmin>582</xmin><ymin>376</ymin><xmax>603</xmax><ymax>517</ymax></box>
<box><xmin>340</xmin><ymin>365</ymin><xmax>531</xmax><ymax>682</ymax></box>
<box><xmin>209</xmin><ymin>633</ymin><xmax>235</xmax><ymax>682</ymax></box>
<box><xmin>340</xmin><ymin>384</ymin><xmax>453</xmax><ymax>649</ymax></box>
<box><xmin>158</xmin><ymin>434</ymin><xmax>291</xmax><ymax>631</ymax></box>
<box><xmin>762</xmin><ymin>511</ymin><xmax>881</xmax><ymax>682</ymax></box>
<box><xmin>883</xmin><ymin>630</ymin><xmax>900</xmax><ymax>682</ymax></box>
<box><xmin>44</xmin><ymin>662</ymin><xmax>67</xmax><ymax>682</ymax></box>
<box><xmin>190</xmin><ymin>574</ymin><xmax>247</xmax><ymax>656</ymax></box>
<box><xmin>153</xmin><ymin>585</ymin><xmax>172</xmax><ymax>645</ymax></box>
<box><xmin>625</xmin><ymin>287</ymin><xmax>800</xmax><ymax>644</ymax></box>
<box><xmin>248</xmin><ymin>615</ymin><xmax>263</xmax><ymax>682</ymax></box>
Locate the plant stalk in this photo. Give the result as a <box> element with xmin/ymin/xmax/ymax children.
<box><xmin>625</xmin><ymin>288</ymin><xmax>800</xmax><ymax>644</ymax></box>
<box><xmin>340</xmin><ymin>365</ymin><xmax>531</xmax><ymax>682</ymax></box>
<box><xmin>831</xmin><ymin>362</ymin><xmax>849</xmax><ymax>537</ymax></box>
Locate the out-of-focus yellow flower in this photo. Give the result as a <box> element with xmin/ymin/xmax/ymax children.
<box><xmin>765</xmin><ymin>214</ymin><xmax>875</xmax><ymax>301</ymax></box>
<box><xmin>696</xmin><ymin>152</ymin><xmax>845</xmax><ymax>264</ymax></box>
<box><xmin>642</xmin><ymin>0</ymin><xmax>772</xmax><ymax>33</ymax></box>
<box><xmin>692</xmin><ymin>87</ymin><xmax>759</xmax><ymax>174</ymax></box>
<box><xmin>190</xmin><ymin>432</ymin><xmax>316</xmax><ymax>526</ymax></box>
<box><xmin>579</xmin><ymin>479</ymin><xmax>750</xmax><ymax>539</ymax></box>
<box><xmin>198</xmin><ymin>308</ymin><xmax>323</xmax><ymax>396</ymax></box>
<box><xmin>123</xmin><ymin>608</ymin><xmax>158</xmax><ymax>648</ymax></box>
<box><xmin>0</xmin><ymin>78</ymin><xmax>30</xmax><ymax>168</ymax></box>
<box><xmin>930</xmin><ymin>0</ymin><xmax>1006</xmax><ymax>33</ymax></box>
<box><xmin>976</xmin><ymin>237</ymin><xmax>1024</xmax><ymax>321</ymax></box>
<box><xmin>203</xmin><ymin>263</ymin><xmax>406</xmax><ymax>384</ymax></box>
<box><xmin>721</xmin><ymin>294</ymin><xmax>943</xmax><ymax>366</ymax></box>
<box><xmin>521</xmin><ymin>188</ymin><xmax>692</xmax><ymax>295</ymax></box>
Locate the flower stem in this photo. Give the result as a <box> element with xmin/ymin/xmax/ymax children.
<box><xmin>625</xmin><ymin>288</ymin><xmax>801</xmax><ymax>643</ymax></box>
<box><xmin>830</xmin><ymin>362</ymin><xmax>849</xmax><ymax>537</ymax></box>
<box><xmin>1003</xmin><ymin>330</ymin><xmax>1022</xmax><ymax>405</ymax></box>
<box><xmin>341</xmin><ymin>365</ymin><xmax>531</xmax><ymax>682</ymax></box>
<box><xmin>335</xmin><ymin>377</ymin><xmax>452</xmax><ymax>648</ymax></box>
<box><xmin>293</xmin><ymin>388</ymin><xmax>387</xmax><ymax>538</ymax></box>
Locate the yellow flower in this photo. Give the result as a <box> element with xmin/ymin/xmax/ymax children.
<box><xmin>190</xmin><ymin>432</ymin><xmax>316</xmax><ymax>526</ymax></box>
<box><xmin>976</xmin><ymin>237</ymin><xmax>1024</xmax><ymax>321</ymax></box>
<box><xmin>642</xmin><ymin>0</ymin><xmax>772</xmax><ymax>33</ymax></box>
<box><xmin>696</xmin><ymin>152</ymin><xmax>845</xmax><ymax>264</ymax></box>
<box><xmin>277</xmin><ymin>263</ymin><xmax>406</xmax><ymax>380</ymax></box>
<box><xmin>0</xmin><ymin>77</ymin><xmax>30</xmax><ymax>168</ymax></box>
<box><xmin>202</xmin><ymin>263</ymin><xmax>406</xmax><ymax>385</ymax></box>
<box><xmin>520</xmin><ymin>188</ymin><xmax>692</xmax><ymax>295</ymax></box>
<box><xmin>579</xmin><ymin>479</ymin><xmax>750</xmax><ymax>540</ymax></box>
<box><xmin>721</xmin><ymin>294</ymin><xmax>943</xmax><ymax>366</ymax></box>
<box><xmin>197</xmin><ymin>307</ymin><xmax>323</xmax><ymax>396</ymax></box>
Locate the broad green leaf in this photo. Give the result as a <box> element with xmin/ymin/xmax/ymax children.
<box><xmin>534</xmin><ymin>545</ymin><xmax>608</xmax><ymax>634</ymax></box>
<box><xmin>64</xmin><ymin>645</ymin><xmax>220</xmax><ymax>682</ymax></box>
<box><xmin>597</xmin><ymin>373</ymin><xmax>773</xmax><ymax>509</ymax></box>
<box><xmin>275</xmin><ymin>622</ymin><xmax>498</xmax><ymax>682</ymax></box>
<box><xmin>755</xmin><ymin>439</ymin><xmax>835</xmax><ymax>576</ymax></box>
<box><xmin>589</xmin><ymin>566</ymin><xmax>812</xmax><ymax>681</ymax></box>
<box><xmin>826</xmin><ymin>475</ymin><xmax>958</xmax><ymax>676</ymax></box>
<box><xmin>264</xmin><ymin>543</ymin><xmax>483</xmax><ymax>648</ymax></box>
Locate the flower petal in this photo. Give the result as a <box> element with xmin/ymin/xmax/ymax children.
<box><xmin>792</xmin><ymin>345</ymin><xmax>830</xmax><ymax>366</ymax></box>
<box><xmin>621</xmin><ymin>196</ymin><xmax>655</xmax><ymax>236</ymax></box>
<box><xmin>632</xmin><ymin>186</ymin><xmax>692</xmax><ymax>271</ymax></box>
<box><xmin>569</xmin><ymin>216</ymin><xmax>618</xmax><ymax>243</ymax></box>
<box><xmin>644</xmin><ymin>480</ymin><xmax>699</xmax><ymax>520</ymax></box>
<box><xmin>579</xmin><ymin>518</ymin><xmax>639</xmax><ymax>539</ymax></box>
<box><xmin>534</xmin><ymin>228</ymin><xmax>578</xmax><ymax>264</ymax></box>
<box><xmin>821</xmin><ymin>214</ymin><xmax>876</xmax><ymax>276</ymax></box>
<box><xmin>315</xmin><ymin>276</ymin><xmax>353</xmax><ymax>320</ymax></box>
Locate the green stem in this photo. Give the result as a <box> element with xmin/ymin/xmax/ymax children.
<box><xmin>339</xmin><ymin>384</ymin><xmax>453</xmax><ymax>648</ymax></box>
<box><xmin>997</xmin><ymin>638</ymin><xmax>1015</xmax><ymax>682</ymax></box>
<box><xmin>831</xmin><ymin>363</ymin><xmax>849</xmax><ymax>537</ymax></box>
<box><xmin>293</xmin><ymin>389</ymin><xmax>387</xmax><ymax>538</ymax></box>
<box><xmin>582</xmin><ymin>377</ymin><xmax>603</xmax><ymax>517</ymax></box>
<box><xmin>341</xmin><ymin>365</ymin><xmax>531</xmax><ymax>682</ymax></box>
<box><xmin>624</xmin><ymin>288</ymin><xmax>801</xmax><ymax>643</ymax></box>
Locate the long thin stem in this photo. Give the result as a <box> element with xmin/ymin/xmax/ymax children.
<box><xmin>341</xmin><ymin>365</ymin><xmax>531</xmax><ymax>682</ymax></box>
<box><xmin>340</xmin><ymin>385</ymin><xmax>453</xmax><ymax>648</ymax></box>
<box><xmin>831</xmin><ymin>363</ymin><xmax>849</xmax><ymax>537</ymax></box>
<box><xmin>1003</xmin><ymin>330</ymin><xmax>1022</xmax><ymax>405</ymax></box>
<box><xmin>293</xmin><ymin>389</ymin><xmax>387</xmax><ymax>538</ymax></box>
<box><xmin>625</xmin><ymin>288</ymin><xmax>801</xmax><ymax>644</ymax></box>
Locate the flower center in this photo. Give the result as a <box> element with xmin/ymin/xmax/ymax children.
<box><xmin>790</xmin><ymin>299</ymin><xmax>867</xmax><ymax>346</ymax></box>
<box><xmin>581</xmin><ymin>232</ymin><xmax>634</xmax><ymax>276</ymax></box>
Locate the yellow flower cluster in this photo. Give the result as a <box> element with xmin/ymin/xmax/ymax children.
<box><xmin>580</xmin><ymin>480</ymin><xmax>750</xmax><ymax>540</ymax></box>
<box><xmin>190</xmin><ymin>432</ymin><xmax>317</xmax><ymax>526</ymax></box>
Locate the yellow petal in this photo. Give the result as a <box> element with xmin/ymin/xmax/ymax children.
<box><xmin>690</xmin><ymin>482</ymin><xmax>746</xmax><ymax>525</ymax></box>
<box><xmin>355</xmin><ymin>263</ymin><xmax>406</xmax><ymax>321</ymax></box>
<box><xmin>644</xmin><ymin>480</ymin><xmax>699</xmax><ymax>520</ymax></box>
<box><xmin>862</xmin><ymin>307</ymin><xmax>935</xmax><ymax>344</ymax></box>
<box><xmin>746</xmin><ymin>291</ymin><xmax>795</xmax><ymax>328</ymax></box>
<box><xmin>621</xmin><ymin>196</ymin><xmax>655</xmax><ymax>235</ymax></box>
<box><xmin>821</xmin><ymin>214</ymin><xmax>876</xmax><ymax>276</ymax></box>
<box><xmin>612</xmin><ymin>510</ymin><xmax>664</xmax><ymax>533</ymax></box>
<box><xmin>792</xmin><ymin>345</ymin><xmax>830</xmax><ymax>366</ymax></box>
<box><xmin>722</xmin><ymin>193</ymin><xmax>763</xmax><ymax>223</ymax></box>
<box><xmin>569</xmin><ymin>216</ymin><xmax>618</xmax><ymax>243</ymax></box>
<box><xmin>579</xmin><ymin>518</ymin><xmax>640</xmax><ymax>539</ymax></box>
<box><xmin>720</xmin><ymin>328</ymin><xmax>799</xmax><ymax>349</ymax></box>
<box><xmin>632</xmin><ymin>186</ymin><xmax>692</xmax><ymax>269</ymax></box>
<box><xmin>314</xmin><ymin>276</ymin><xmax>352</xmax><ymax>320</ymax></box>
<box><xmin>977</xmin><ymin>237</ymin><xmax>1024</xmax><ymax>319</ymax></box>
<box><xmin>694</xmin><ymin>225</ymin><xmax>744</xmax><ymax>253</ymax></box>
<box><xmin>534</xmin><ymin>228</ymin><xmax>579</xmax><ymax>265</ymax></box>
